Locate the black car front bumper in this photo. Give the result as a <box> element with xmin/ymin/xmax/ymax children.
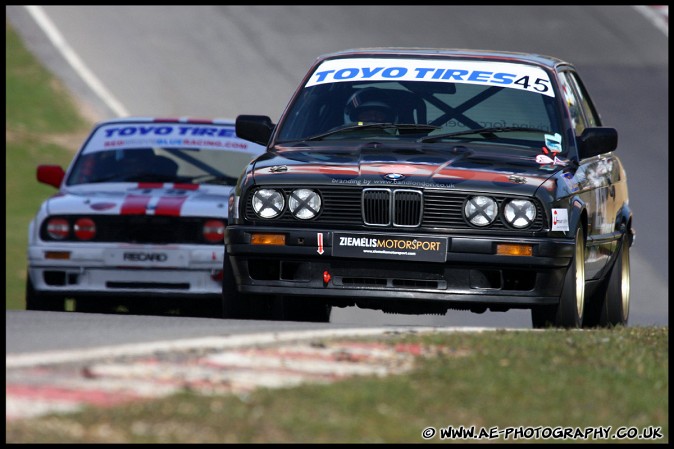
<box><xmin>226</xmin><ymin>226</ymin><xmax>575</xmax><ymax>309</ymax></box>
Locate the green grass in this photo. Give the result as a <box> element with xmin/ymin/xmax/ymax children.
<box><xmin>5</xmin><ymin>327</ymin><xmax>668</xmax><ymax>443</ymax></box>
<box><xmin>5</xmin><ymin>20</ymin><xmax>91</xmax><ymax>309</ymax></box>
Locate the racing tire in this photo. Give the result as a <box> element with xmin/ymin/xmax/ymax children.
<box><xmin>582</xmin><ymin>228</ymin><xmax>631</xmax><ymax>328</ymax></box>
<box><xmin>531</xmin><ymin>226</ymin><xmax>585</xmax><ymax>328</ymax></box>
<box><xmin>76</xmin><ymin>296</ymin><xmax>117</xmax><ymax>314</ymax></box>
<box><xmin>281</xmin><ymin>296</ymin><xmax>332</xmax><ymax>323</ymax></box>
<box><xmin>580</xmin><ymin>283</ymin><xmax>604</xmax><ymax>328</ymax></box>
<box><xmin>599</xmin><ymin>232</ymin><xmax>630</xmax><ymax>327</ymax></box>
<box><xmin>531</xmin><ymin>305</ymin><xmax>555</xmax><ymax>329</ymax></box>
<box><xmin>128</xmin><ymin>298</ymin><xmax>161</xmax><ymax>316</ymax></box>
<box><xmin>189</xmin><ymin>297</ymin><xmax>223</xmax><ymax>318</ymax></box>
<box><xmin>25</xmin><ymin>274</ymin><xmax>65</xmax><ymax>312</ymax></box>
<box><xmin>221</xmin><ymin>255</ymin><xmax>251</xmax><ymax>319</ymax></box>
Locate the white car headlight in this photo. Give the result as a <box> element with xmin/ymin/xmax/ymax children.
<box><xmin>252</xmin><ymin>189</ymin><xmax>285</xmax><ymax>219</ymax></box>
<box><xmin>504</xmin><ymin>199</ymin><xmax>536</xmax><ymax>228</ymax></box>
<box><xmin>464</xmin><ymin>196</ymin><xmax>497</xmax><ymax>226</ymax></box>
<box><xmin>289</xmin><ymin>189</ymin><xmax>321</xmax><ymax>220</ymax></box>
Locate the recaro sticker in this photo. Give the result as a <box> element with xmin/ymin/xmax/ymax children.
<box><xmin>307</xmin><ymin>58</ymin><xmax>555</xmax><ymax>97</ymax></box>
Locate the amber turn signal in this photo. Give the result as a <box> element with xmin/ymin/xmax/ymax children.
<box><xmin>44</xmin><ymin>251</ymin><xmax>71</xmax><ymax>260</ymax></box>
<box><xmin>251</xmin><ymin>233</ymin><xmax>286</xmax><ymax>245</ymax></box>
<box><xmin>496</xmin><ymin>243</ymin><xmax>533</xmax><ymax>256</ymax></box>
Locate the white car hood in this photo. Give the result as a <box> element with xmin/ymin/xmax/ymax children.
<box><xmin>46</xmin><ymin>183</ymin><xmax>231</xmax><ymax>218</ymax></box>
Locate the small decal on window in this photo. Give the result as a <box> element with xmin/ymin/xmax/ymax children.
<box><xmin>545</xmin><ymin>133</ymin><xmax>562</xmax><ymax>152</ymax></box>
<box><xmin>536</xmin><ymin>153</ymin><xmax>568</xmax><ymax>166</ymax></box>
<box><xmin>536</xmin><ymin>154</ymin><xmax>554</xmax><ymax>164</ymax></box>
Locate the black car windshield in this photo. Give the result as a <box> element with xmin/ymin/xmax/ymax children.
<box><xmin>275</xmin><ymin>58</ymin><xmax>564</xmax><ymax>152</ymax></box>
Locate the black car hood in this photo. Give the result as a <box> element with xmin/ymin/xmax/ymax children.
<box><xmin>251</xmin><ymin>142</ymin><xmax>567</xmax><ymax>195</ymax></box>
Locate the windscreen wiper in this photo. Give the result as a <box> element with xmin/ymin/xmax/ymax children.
<box><xmin>419</xmin><ymin>126</ymin><xmax>551</xmax><ymax>143</ymax></box>
<box><xmin>303</xmin><ymin>123</ymin><xmax>439</xmax><ymax>142</ymax></box>
<box><xmin>188</xmin><ymin>174</ymin><xmax>239</xmax><ymax>185</ymax></box>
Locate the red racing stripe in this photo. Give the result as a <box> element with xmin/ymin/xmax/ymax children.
<box><xmin>120</xmin><ymin>194</ymin><xmax>152</xmax><ymax>215</ymax></box>
<box><xmin>154</xmin><ymin>195</ymin><xmax>188</xmax><ymax>216</ymax></box>
<box><xmin>137</xmin><ymin>182</ymin><xmax>163</xmax><ymax>189</ymax></box>
<box><xmin>173</xmin><ymin>183</ymin><xmax>199</xmax><ymax>190</ymax></box>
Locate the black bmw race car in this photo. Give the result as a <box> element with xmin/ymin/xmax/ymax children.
<box><xmin>224</xmin><ymin>48</ymin><xmax>634</xmax><ymax>328</ymax></box>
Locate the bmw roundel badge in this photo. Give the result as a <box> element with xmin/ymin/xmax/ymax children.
<box><xmin>384</xmin><ymin>173</ymin><xmax>405</xmax><ymax>181</ymax></box>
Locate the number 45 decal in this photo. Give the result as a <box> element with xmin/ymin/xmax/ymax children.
<box><xmin>514</xmin><ymin>76</ymin><xmax>550</xmax><ymax>93</ymax></box>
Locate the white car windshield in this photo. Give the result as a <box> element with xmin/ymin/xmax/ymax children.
<box><xmin>66</xmin><ymin>122</ymin><xmax>262</xmax><ymax>186</ymax></box>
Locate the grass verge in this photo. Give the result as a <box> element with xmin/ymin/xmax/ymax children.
<box><xmin>5</xmin><ymin>327</ymin><xmax>668</xmax><ymax>443</ymax></box>
<box><xmin>5</xmin><ymin>19</ymin><xmax>91</xmax><ymax>310</ymax></box>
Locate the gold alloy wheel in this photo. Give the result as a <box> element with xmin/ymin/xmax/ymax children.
<box><xmin>620</xmin><ymin>239</ymin><xmax>631</xmax><ymax>321</ymax></box>
<box><xmin>574</xmin><ymin>227</ymin><xmax>586</xmax><ymax>320</ymax></box>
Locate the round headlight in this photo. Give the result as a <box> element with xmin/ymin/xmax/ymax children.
<box><xmin>46</xmin><ymin>218</ymin><xmax>70</xmax><ymax>240</ymax></box>
<box><xmin>73</xmin><ymin>217</ymin><xmax>96</xmax><ymax>240</ymax></box>
<box><xmin>289</xmin><ymin>189</ymin><xmax>321</xmax><ymax>220</ymax></box>
<box><xmin>464</xmin><ymin>196</ymin><xmax>497</xmax><ymax>226</ymax></box>
<box><xmin>252</xmin><ymin>189</ymin><xmax>285</xmax><ymax>219</ymax></box>
<box><xmin>504</xmin><ymin>199</ymin><xmax>536</xmax><ymax>228</ymax></box>
<box><xmin>203</xmin><ymin>219</ymin><xmax>225</xmax><ymax>243</ymax></box>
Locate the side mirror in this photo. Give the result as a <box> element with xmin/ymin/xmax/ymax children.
<box><xmin>577</xmin><ymin>127</ymin><xmax>618</xmax><ymax>159</ymax></box>
<box><xmin>235</xmin><ymin>115</ymin><xmax>275</xmax><ymax>147</ymax></box>
<box><xmin>37</xmin><ymin>165</ymin><xmax>65</xmax><ymax>188</ymax></box>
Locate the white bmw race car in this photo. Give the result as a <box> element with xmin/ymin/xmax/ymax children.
<box><xmin>26</xmin><ymin>117</ymin><xmax>265</xmax><ymax>315</ymax></box>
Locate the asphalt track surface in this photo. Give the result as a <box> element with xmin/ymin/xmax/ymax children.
<box><xmin>6</xmin><ymin>6</ymin><xmax>668</xmax><ymax>355</ymax></box>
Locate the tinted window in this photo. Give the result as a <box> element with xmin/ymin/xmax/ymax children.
<box><xmin>277</xmin><ymin>61</ymin><xmax>563</xmax><ymax>152</ymax></box>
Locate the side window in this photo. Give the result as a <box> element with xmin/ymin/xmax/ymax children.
<box><xmin>567</xmin><ymin>71</ymin><xmax>601</xmax><ymax>127</ymax></box>
<box><xmin>557</xmin><ymin>71</ymin><xmax>585</xmax><ymax>135</ymax></box>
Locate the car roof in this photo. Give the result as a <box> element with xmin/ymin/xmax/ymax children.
<box><xmin>93</xmin><ymin>116</ymin><xmax>236</xmax><ymax>126</ymax></box>
<box><xmin>316</xmin><ymin>47</ymin><xmax>570</xmax><ymax>70</ymax></box>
